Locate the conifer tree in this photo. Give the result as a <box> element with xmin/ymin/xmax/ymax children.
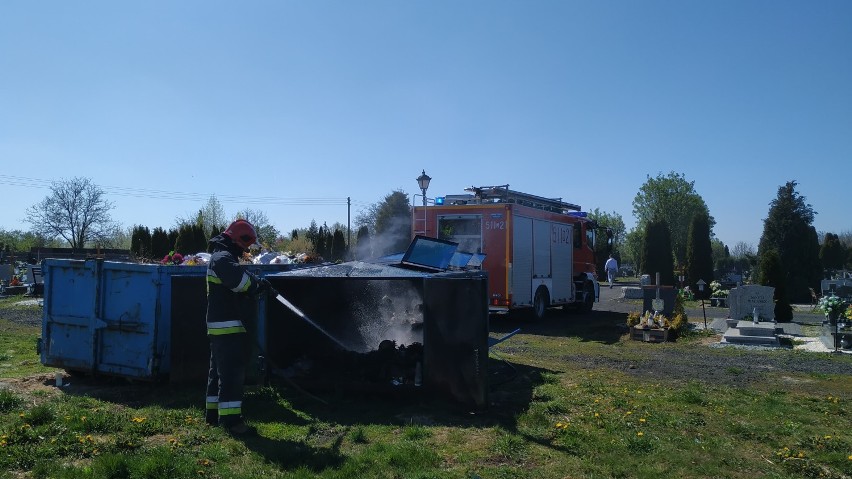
<box><xmin>130</xmin><ymin>225</ymin><xmax>152</xmax><ymax>260</ymax></box>
<box><xmin>759</xmin><ymin>249</ymin><xmax>793</xmax><ymax>322</ymax></box>
<box><xmin>641</xmin><ymin>219</ymin><xmax>675</xmax><ymax>286</ymax></box>
<box><xmin>332</xmin><ymin>229</ymin><xmax>347</xmax><ymax>261</ymax></box>
<box><xmin>167</xmin><ymin>229</ymin><xmax>178</xmax><ymax>253</ymax></box>
<box><xmin>820</xmin><ymin>233</ymin><xmax>846</xmax><ymax>277</ymax></box>
<box><xmin>758</xmin><ymin>181</ymin><xmax>822</xmax><ymax>303</ymax></box>
<box><xmin>355</xmin><ymin>226</ymin><xmax>371</xmax><ymax>259</ymax></box>
<box><xmin>174</xmin><ymin>224</ymin><xmax>195</xmax><ymax>255</ymax></box>
<box><xmin>686</xmin><ymin>213</ymin><xmax>714</xmax><ymax>299</ymax></box>
<box><xmin>151</xmin><ymin>227</ymin><xmax>171</xmax><ymax>260</ymax></box>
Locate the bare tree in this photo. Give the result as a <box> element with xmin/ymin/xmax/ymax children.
<box><xmin>175</xmin><ymin>195</ymin><xmax>228</xmax><ymax>234</ymax></box>
<box><xmin>731</xmin><ymin>241</ymin><xmax>755</xmax><ymax>259</ymax></box>
<box><xmin>26</xmin><ymin>177</ymin><xmax>118</xmax><ymax>250</ymax></box>
<box><xmin>235</xmin><ymin>208</ymin><xmax>280</xmax><ymax>245</ymax></box>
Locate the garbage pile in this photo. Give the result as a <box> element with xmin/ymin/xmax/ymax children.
<box><xmin>274</xmin><ymin>340</ymin><xmax>424</xmax><ymax>389</ymax></box>
<box><xmin>158</xmin><ymin>249</ymin><xmax>324</xmax><ymax>266</ymax></box>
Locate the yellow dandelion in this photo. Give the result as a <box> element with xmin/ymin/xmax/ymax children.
<box><xmin>637</xmin><ymin>432</ymin><xmax>644</xmax><ymax>437</ymax></box>
<box><xmin>625</xmin><ymin>411</ymin><xmax>633</xmax><ymax>415</ymax></box>
<box><xmin>131</xmin><ymin>417</ymin><xmax>146</xmax><ymax>423</ymax></box>
<box><xmin>847</xmin><ymin>455</ymin><xmax>852</xmax><ymax>461</ymax></box>
<box><xmin>556</xmin><ymin>422</ymin><xmax>563</xmax><ymax>428</ymax></box>
<box><xmin>594</xmin><ymin>412</ymin><xmax>600</xmax><ymax>418</ymax></box>
<box><xmin>797</xmin><ymin>452</ymin><xmax>805</xmax><ymax>458</ymax></box>
<box><xmin>824</xmin><ymin>435</ymin><xmax>832</xmax><ymax>439</ymax></box>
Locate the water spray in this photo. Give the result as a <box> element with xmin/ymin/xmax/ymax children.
<box><xmin>265</xmin><ymin>283</ymin><xmax>351</xmax><ymax>351</ymax></box>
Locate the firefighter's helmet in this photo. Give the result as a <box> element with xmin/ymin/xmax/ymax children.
<box><xmin>223</xmin><ymin>219</ymin><xmax>257</xmax><ymax>250</ymax></box>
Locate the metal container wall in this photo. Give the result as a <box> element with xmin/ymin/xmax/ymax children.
<box><xmin>41</xmin><ymin>259</ymin><xmax>207</xmax><ymax>379</ymax></box>
<box><xmin>41</xmin><ymin>259</ymin><xmax>291</xmax><ymax>380</ymax></box>
<box><xmin>264</xmin><ymin>263</ymin><xmax>490</xmax><ymax>408</ymax></box>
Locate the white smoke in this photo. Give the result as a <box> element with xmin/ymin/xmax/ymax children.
<box><xmin>348</xmin><ymin>281</ymin><xmax>424</xmax><ymax>352</ymax></box>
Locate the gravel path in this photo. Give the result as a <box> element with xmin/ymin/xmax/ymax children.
<box><xmin>0</xmin><ymin>297</ymin><xmax>42</xmax><ymax>327</ymax></box>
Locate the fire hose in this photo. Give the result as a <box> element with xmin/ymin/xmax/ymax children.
<box><xmin>260</xmin><ymin>280</ymin><xmax>351</xmax><ymax>351</ymax></box>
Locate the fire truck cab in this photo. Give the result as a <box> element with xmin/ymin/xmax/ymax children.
<box><xmin>412</xmin><ymin>185</ymin><xmax>602</xmax><ymax>319</ymax></box>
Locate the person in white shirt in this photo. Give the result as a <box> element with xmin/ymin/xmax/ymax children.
<box><xmin>604</xmin><ymin>255</ymin><xmax>618</xmax><ymax>288</ymax></box>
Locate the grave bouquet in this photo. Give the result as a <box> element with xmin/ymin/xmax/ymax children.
<box><xmin>709</xmin><ymin>280</ymin><xmax>729</xmax><ymax>298</ymax></box>
<box><xmin>818</xmin><ymin>294</ymin><xmax>847</xmax><ymax>322</ymax></box>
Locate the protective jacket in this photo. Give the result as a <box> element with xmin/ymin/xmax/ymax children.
<box><xmin>205</xmin><ymin>234</ymin><xmax>262</xmax><ymax>335</ymax></box>
<box><xmin>205</xmin><ymin>233</ymin><xmax>263</xmax><ymax>428</ymax></box>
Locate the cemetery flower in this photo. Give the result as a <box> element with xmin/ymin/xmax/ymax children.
<box><xmin>160</xmin><ymin>251</ymin><xmax>184</xmax><ymax>265</ymax></box>
<box><xmin>818</xmin><ymin>294</ymin><xmax>847</xmax><ymax>317</ymax></box>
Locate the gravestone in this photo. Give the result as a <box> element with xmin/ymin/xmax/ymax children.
<box><xmin>642</xmin><ymin>285</ymin><xmax>675</xmax><ymax>318</ymax></box>
<box><xmin>728</xmin><ymin>285</ymin><xmax>775</xmax><ymax>322</ymax></box>
<box><xmin>0</xmin><ymin>264</ymin><xmax>13</xmax><ymax>282</ymax></box>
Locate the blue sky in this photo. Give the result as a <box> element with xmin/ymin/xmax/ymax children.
<box><xmin>1</xmin><ymin>1</ymin><xmax>850</xmax><ymax>249</ymax></box>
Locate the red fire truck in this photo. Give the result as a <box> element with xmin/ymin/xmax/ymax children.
<box><xmin>412</xmin><ymin>185</ymin><xmax>607</xmax><ymax>319</ymax></box>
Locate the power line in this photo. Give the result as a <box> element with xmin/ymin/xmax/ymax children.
<box><xmin>0</xmin><ymin>174</ymin><xmax>372</xmax><ymax>207</ymax></box>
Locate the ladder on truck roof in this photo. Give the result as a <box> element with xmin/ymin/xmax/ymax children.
<box><xmin>463</xmin><ymin>185</ymin><xmax>582</xmax><ymax>213</ymax></box>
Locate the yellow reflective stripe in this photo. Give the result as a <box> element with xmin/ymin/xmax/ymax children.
<box><xmin>219</xmin><ymin>407</ymin><xmax>241</xmax><ymax>416</ymax></box>
<box><xmin>208</xmin><ymin>326</ymin><xmax>246</xmax><ymax>335</ymax></box>
<box><xmin>207</xmin><ymin>320</ymin><xmax>246</xmax><ymax>335</ymax></box>
<box><xmin>232</xmin><ymin>273</ymin><xmax>251</xmax><ymax>293</ymax></box>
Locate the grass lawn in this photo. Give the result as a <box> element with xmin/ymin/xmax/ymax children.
<box><xmin>1</xmin><ymin>296</ymin><xmax>851</xmax><ymax>479</ymax></box>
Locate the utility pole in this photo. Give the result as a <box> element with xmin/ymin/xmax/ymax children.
<box><xmin>347</xmin><ymin>196</ymin><xmax>351</xmax><ymax>250</ymax></box>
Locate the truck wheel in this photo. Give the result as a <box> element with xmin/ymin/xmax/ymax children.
<box><xmin>532</xmin><ymin>286</ymin><xmax>549</xmax><ymax>320</ymax></box>
<box><xmin>578</xmin><ymin>281</ymin><xmax>595</xmax><ymax>312</ymax></box>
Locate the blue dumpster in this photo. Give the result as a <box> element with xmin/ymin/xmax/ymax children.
<box><xmin>40</xmin><ymin>259</ymin><xmax>291</xmax><ymax>381</ymax></box>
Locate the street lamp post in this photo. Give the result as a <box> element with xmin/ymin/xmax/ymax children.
<box><xmin>697</xmin><ymin>279</ymin><xmax>707</xmax><ymax>330</ymax></box>
<box><xmin>416</xmin><ymin>170</ymin><xmax>431</xmax><ymax>206</ymax></box>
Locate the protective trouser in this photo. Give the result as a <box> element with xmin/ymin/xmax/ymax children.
<box><xmin>205</xmin><ymin>332</ymin><xmax>249</xmax><ymax>427</ymax></box>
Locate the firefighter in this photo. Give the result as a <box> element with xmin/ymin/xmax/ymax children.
<box><xmin>204</xmin><ymin>219</ymin><xmax>269</xmax><ymax>435</ymax></box>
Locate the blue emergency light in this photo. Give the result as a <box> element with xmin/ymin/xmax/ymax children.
<box><xmin>435</xmin><ymin>197</ymin><xmax>445</xmax><ymax>205</ymax></box>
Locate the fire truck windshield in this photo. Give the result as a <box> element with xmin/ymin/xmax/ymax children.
<box><xmin>586</xmin><ymin>226</ymin><xmax>596</xmax><ymax>251</ymax></box>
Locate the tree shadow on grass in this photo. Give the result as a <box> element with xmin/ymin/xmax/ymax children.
<box><xmin>237</xmin><ymin>434</ymin><xmax>346</xmax><ymax>472</ymax></box>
